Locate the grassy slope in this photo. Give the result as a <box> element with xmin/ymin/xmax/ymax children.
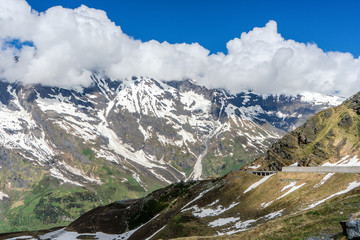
<box><xmin>253</xmin><ymin>100</ymin><xmax>360</xmax><ymax>170</ymax></box>
<box><xmin>171</xmin><ymin>188</ymin><xmax>360</xmax><ymax>240</ymax></box>
<box><xmin>1</xmin><ymin>170</ymin><xmax>359</xmax><ymax>239</ymax></box>
<box><xmin>168</xmin><ymin>172</ymin><xmax>360</xmax><ymax>240</ymax></box>
<box><xmin>145</xmin><ymin>170</ymin><xmax>360</xmax><ymax>239</ymax></box>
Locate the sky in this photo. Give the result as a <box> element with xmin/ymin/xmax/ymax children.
<box><xmin>24</xmin><ymin>0</ymin><xmax>360</xmax><ymax>56</ymax></box>
<box><xmin>1</xmin><ymin>0</ymin><xmax>360</xmax><ymax>97</ymax></box>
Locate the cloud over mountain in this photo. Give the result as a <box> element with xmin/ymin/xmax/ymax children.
<box><xmin>1</xmin><ymin>0</ymin><xmax>360</xmax><ymax>96</ymax></box>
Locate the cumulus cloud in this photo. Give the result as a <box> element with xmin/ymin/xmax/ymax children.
<box><xmin>1</xmin><ymin>0</ymin><xmax>360</xmax><ymax>96</ymax></box>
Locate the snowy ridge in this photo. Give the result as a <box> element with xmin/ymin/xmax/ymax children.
<box><xmin>300</xmin><ymin>91</ymin><xmax>344</xmax><ymax>106</ymax></box>
<box><xmin>0</xmin><ymin>87</ymin><xmax>56</xmax><ymax>164</ymax></box>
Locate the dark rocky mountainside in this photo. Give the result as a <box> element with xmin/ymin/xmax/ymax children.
<box><xmin>0</xmin><ymin>74</ymin><xmax>341</xmax><ymax>232</ymax></box>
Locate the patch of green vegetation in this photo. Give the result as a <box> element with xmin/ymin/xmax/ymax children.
<box><xmin>0</xmin><ymin>160</ymin><xmax>161</xmax><ymax>234</ymax></box>
<box><xmin>128</xmin><ymin>199</ymin><xmax>168</xmax><ymax>229</ymax></box>
<box><xmin>82</xmin><ymin>148</ymin><xmax>95</xmax><ymax>161</ymax></box>
<box><xmin>165</xmin><ymin>214</ymin><xmax>189</xmax><ymax>237</ymax></box>
<box><xmin>125</xmin><ymin>178</ymin><xmax>145</xmax><ymax>192</ymax></box>
<box><xmin>1</xmin><ymin>176</ymin><xmax>100</xmax><ymax>232</ymax></box>
<box><xmin>34</xmin><ymin>198</ymin><xmax>69</xmax><ymax>224</ymax></box>
<box><xmin>203</xmin><ymin>137</ymin><xmax>255</xmax><ymax>177</ymax></box>
<box><xmin>101</xmin><ymin>165</ymin><xmax>113</xmax><ymax>175</ymax></box>
<box><xmin>158</xmin><ymin>213</ymin><xmax>216</xmax><ymax>239</ymax></box>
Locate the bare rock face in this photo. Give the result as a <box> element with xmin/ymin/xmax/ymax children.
<box><xmin>345</xmin><ymin>91</ymin><xmax>360</xmax><ymax>115</ymax></box>
<box><xmin>341</xmin><ymin>215</ymin><xmax>360</xmax><ymax>240</ymax></box>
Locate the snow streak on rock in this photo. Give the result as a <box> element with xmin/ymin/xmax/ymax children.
<box><xmin>243</xmin><ymin>174</ymin><xmax>273</xmax><ymax>194</ymax></box>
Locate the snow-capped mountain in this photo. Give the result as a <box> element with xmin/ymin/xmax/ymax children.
<box><xmin>0</xmin><ymin>75</ymin><xmax>342</xmax><ymax>183</ymax></box>
<box><xmin>0</xmin><ymin>75</ymin><xmax>343</xmax><ymax>231</ymax></box>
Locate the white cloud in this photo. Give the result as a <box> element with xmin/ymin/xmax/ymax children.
<box><xmin>1</xmin><ymin>0</ymin><xmax>360</xmax><ymax>97</ymax></box>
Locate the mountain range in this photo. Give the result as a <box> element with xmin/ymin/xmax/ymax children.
<box><xmin>0</xmin><ymin>75</ymin><xmax>343</xmax><ymax>232</ymax></box>
<box><xmin>3</xmin><ymin>87</ymin><xmax>359</xmax><ymax>240</ymax></box>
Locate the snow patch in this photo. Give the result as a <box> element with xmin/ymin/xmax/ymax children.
<box><xmin>59</xmin><ymin>161</ymin><xmax>102</xmax><ymax>185</ymax></box>
<box><xmin>209</xmin><ymin>217</ymin><xmax>241</xmax><ymax>227</ymax></box>
<box><xmin>276</xmin><ymin>111</ymin><xmax>288</xmax><ymax>119</ymax></box>
<box><xmin>180</xmin><ymin>91</ymin><xmax>211</xmax><ymax>112</ymax></box>
<box><xmin>305</xmin><ymin>181</ymin><xmax>360</xmax><ymax>210</ymax></box>
<box><xmin>183</xmin><ymin>202</ymin><xmax>240</xmax><ymax>218</ymax></box>
<box><xmin>0</xmin><ymin>89</ymin><xmax>57</xmax><ymax>163</ymax></box>
<box><xmin>145</xmin><ymin>225</ymin><xmax>167</xmax><ymax>240</ymax></box>
<box><xmin>314</xmin><ymin>173</ymin><xmax>335</xmax><ymax>188</ymax></box>
<box><xmin>277</xmin><ymin>183</ymin><xmax>306</xmax><ymax>200</ymax></box>
<box><xmin>243</xmin><ymin>174</ymin><xmax>273</xmax><ymax>194</ymax></box>
<box><xmin>37</xmin><ymin>95</ymin><xmax>93</xmax><ymax>121</ymax></box>
<box><xmin>208</xmin><ymin>199</ymin><xmax>219</xmax><ymax>207</ymax></box>
<box><xmin>262</xmin><ymin>183</ymin><xmax>305</xmax><ymax>208</ymax></box>
<box><xmin>216</xmin><ymin>209</ymin><xmax>284</xmax><ymax>235</ymax></box>
<box><xmin>300</xmin><ymin>92</ymin><xmax>344</xmax><ymax>106</ymax></box>
<box><xmin>217</xmin><ymin>219</ymin><xmax>257</xmax><ymax>235</ymax></box>
<box><xmin>281</xmin><ymin>182</ymin><xmax>297</xmax><ymax>192</ymax></box>
<box><xmin>247</xmin><ymin>164</ymin><xmax>261</xmax><ymax>169</ymax></box>
<box><xmin>263</xmin><ymin>209</ymin><xmax>284</xmax><ymax>220</ymax></box>
<box><xmin>323</xmin><ymin>156</ymin><xmax>360</xmax><ymax>167</ymax></box>
<box><xmin>0</xmin><ymin>191</ymin><xmax>9</xmax><ymax>200</ymax></box>
<box><xmin>181</xmin><ymin>187</ymin><xmax>215</xmax><ymax>210</ymax></box>
<box><xmin>50</xmin><ymin>168</ymin><xmax>83</xmax><ymax>187</ymax></box>
<box><xmin>261</xmin><ymin>201</ymin><xmax>274</xmax><ymax>208</ymax></box>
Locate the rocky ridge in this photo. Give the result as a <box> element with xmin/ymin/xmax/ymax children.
<box><xmin>248</xmin><ymin>91</ymin><xmax>360</xmax><ymax>171</ymax></box>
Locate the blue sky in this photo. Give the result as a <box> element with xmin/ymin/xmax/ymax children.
<box><xmin>26</xmin><ymin>0</ymin><xmax>360</xmax><ymax>56</ymax></box>
<box><xmin>2</xmin><ymin>0</ymin><xmax>360</xmax><ymax>96</ymax></box>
